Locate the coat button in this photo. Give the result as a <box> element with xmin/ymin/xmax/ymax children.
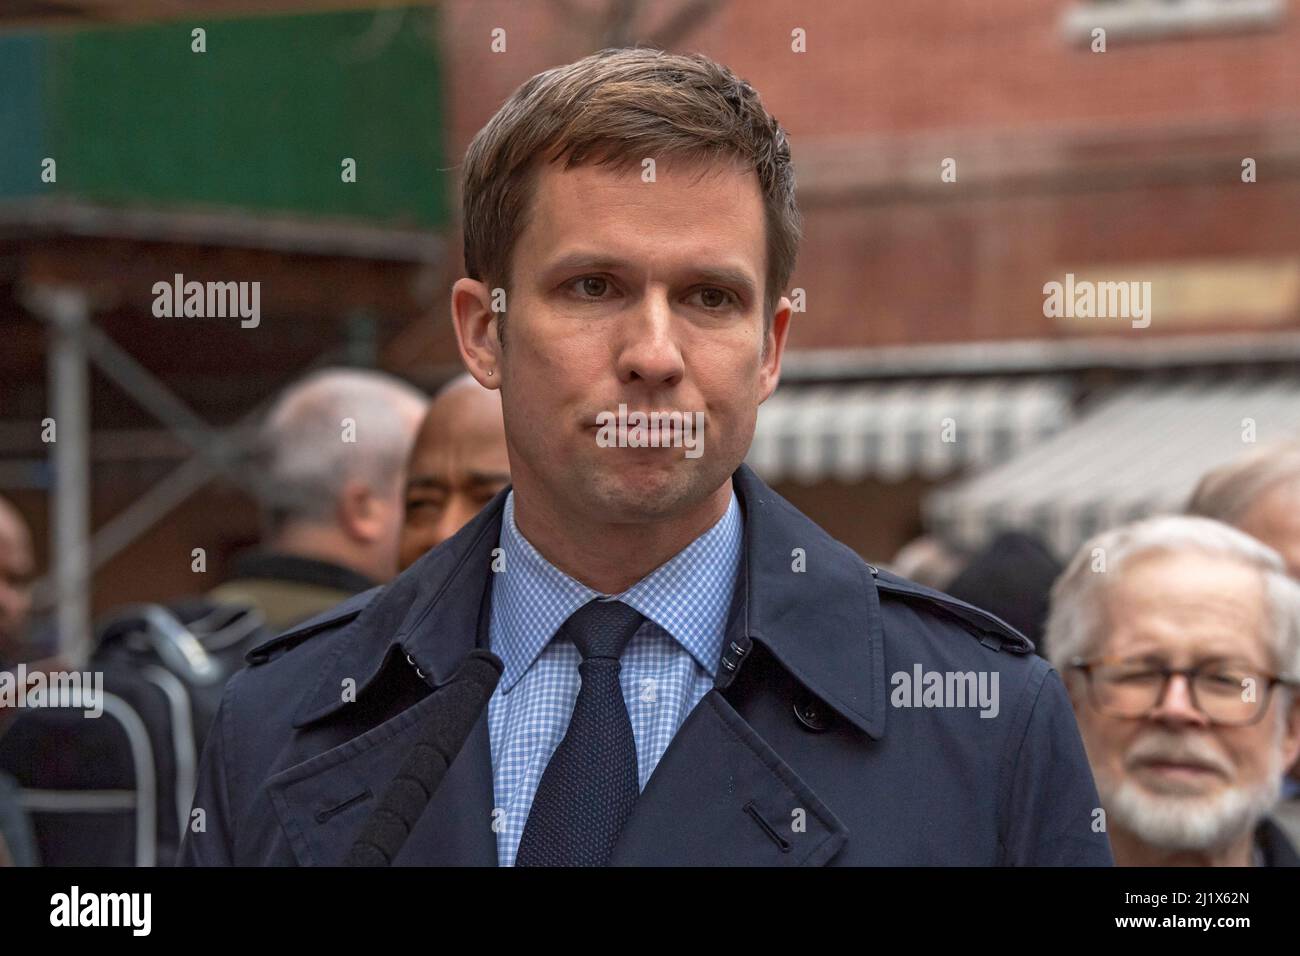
<box><xmin>793</xmin><ymin>696</ymin><xmax>829</xmax><ymax>732</ymax></box>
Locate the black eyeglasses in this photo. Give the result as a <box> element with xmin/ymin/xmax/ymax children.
<box><xmin>1068</xmin><ymin>656</ymin><xmax>1299</xmax><ymax>727</ymax></box>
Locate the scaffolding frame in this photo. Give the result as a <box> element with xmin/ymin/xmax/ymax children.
<box><xmin>6</xmin><ymin>198</ymin><xmax>444</xmax><ymax>665</ymax></box>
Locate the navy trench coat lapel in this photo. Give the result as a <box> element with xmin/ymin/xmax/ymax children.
<box><xmin>264</xmin><ymin>466</ymin><xmax>870</xmax><ymax>866</ymax></box>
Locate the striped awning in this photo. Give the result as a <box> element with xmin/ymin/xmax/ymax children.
<box><xmin>926</xmin><ymin>376</ymin><xmax>1300</xmax><ymax>559</ymax></box>
<box><xmin>746</xmin><ymin>377</ymin><xmax>1073</xmax><ymax>484</ymax></box>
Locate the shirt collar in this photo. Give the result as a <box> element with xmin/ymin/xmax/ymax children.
<box><xmin>490</xmin><ymin>488</ymin><xmax>743</xmax><ymax>692</ymax></box>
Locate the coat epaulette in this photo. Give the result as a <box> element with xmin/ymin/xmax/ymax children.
<box><xmin>245</xmin><ymin>586</ymin><xmax>383</xmax><ymax>666</ymax></box>
<box><xmin>871</xmin><ymin>567</ymin><xmax>1034</xmax><ymax>654</ymax></box>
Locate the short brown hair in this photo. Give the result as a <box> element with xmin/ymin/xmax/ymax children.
<box><xmin>461</xmin><ymin>47</ymin><xmax>800</xmax><ymax>326</ymax></box>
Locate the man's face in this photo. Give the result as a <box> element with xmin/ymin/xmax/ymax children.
<box><xmin>400</xmin><ymin>386</ymin><xmax>510</xmax><ymax>570</ymax></box>
<box><xmin>1237</xmin><ymin>479</ymin><xmax>1300</xmax><ymax>578</ymax></box>
<box><xmin>0</xmin><ymin>506</ymin><xmax>34</xmax><ymax>659</ymax></box>
<box><xmin>1070</xmin><ymin>550</ymin><xmax>1300</xmax><ymax>852</ymax></box>
<box><xmin>494</xmin><ymin>156</ymin><xmax>789</xmax><ymax>525</ymax></box>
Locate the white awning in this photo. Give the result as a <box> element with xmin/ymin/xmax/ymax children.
<box><xmin>746</xmin><ymin>377</ymin><xmax>1074</xmax><ymax>485</ymax></box>
<box><xmin>926</xmin><ymin>376</ymin><xmax>1300</xmax><ymax>559</ymax></box>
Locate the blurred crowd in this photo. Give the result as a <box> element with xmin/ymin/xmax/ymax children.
<box><xmin>1</xmin><ymin>367</ymin><xmax>1298</xmax><ymax>866</ymax></box>
<box><xmin>0</xmin><ymin>367</ymin><xmax>507</xmax><ymax>866</ymax></box>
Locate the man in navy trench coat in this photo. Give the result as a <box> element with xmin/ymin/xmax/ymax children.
<box><xmin>180</xmin><ymin>466</ymin><xmax>1110</xmax><ymax>866</ymax></box>
<box><xmin>180</xmin><ymin>47</ymin><xmax>1111</xmax><ymax>867</ymax></box>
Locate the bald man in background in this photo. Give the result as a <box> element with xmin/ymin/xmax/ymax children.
<box><xmin>212</xmin><ymin>368</ymin><xmax>427</xmax><ymax>632</ymax></box>
<box><xmin>399</xmin><ymin>374</ymin><xmax>509</xmax><ymax>571</ymax></box>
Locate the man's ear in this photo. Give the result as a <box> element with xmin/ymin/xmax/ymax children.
<box><xmin>757</xmin><ymin>295</ymin><xmax>793</xmax><ymax>405</ymax></box>
<box><xmin>337</xmin><ymin>479</ymin><xmax>383</xmax><ymax>544</ymax></box>
<box><xmin>452</xmin><ymin>277</ymin><xmax>503</xmax><ymax>389</ymax></box>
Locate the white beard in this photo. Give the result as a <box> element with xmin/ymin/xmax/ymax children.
<box><xmin>1102</xmin><ymin>773</ymin><xmax>1280</xmax><ymax>851</ymax></box>
<box><xmin>1099</xmin><ymin>735</ymin><xmax>1285</xmax><ymax>852</ymax></box>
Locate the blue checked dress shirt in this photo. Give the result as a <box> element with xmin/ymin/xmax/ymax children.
<box><xmin>487</xmin><ymin>487</ymin><xmax>743</xmax><ymax>867</ymax></box>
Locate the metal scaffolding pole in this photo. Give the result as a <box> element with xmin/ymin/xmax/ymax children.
<box><xmin>31</xmin><ymin>286</ymin><xmax>93</xmax><ymax>666</ymax></box>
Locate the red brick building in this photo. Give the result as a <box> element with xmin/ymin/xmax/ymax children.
<box><xmin>4</xmin><ymin>0</ymin><xmax>1299</xmax><ymax>632</ymax></box>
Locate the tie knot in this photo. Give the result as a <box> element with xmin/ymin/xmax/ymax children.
<box><xmin>561</xmin><ymin>599</ymin><xmax>643</xmax><ymax>661</ymax></box>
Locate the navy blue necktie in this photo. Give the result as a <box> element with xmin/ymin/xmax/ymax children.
<box><xmin>515</xmin><ymin>598</ymin><xmax>644</xmax><ymax>866</ymax></box>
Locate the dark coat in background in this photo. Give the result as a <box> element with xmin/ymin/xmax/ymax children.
<box><xmin>207</xmin><ymin>553</ymin><xmax>377</xmax><ymax>635</ymax></box>
<box><xmin>180</xmin><ymin>466</ymin><xmax>1112</xmax><ymax>866</ymax></box>
<box><xmin>945</xmin><ymin>531</ymin><xmax>1063</xmax><ymax>658</ymax></box>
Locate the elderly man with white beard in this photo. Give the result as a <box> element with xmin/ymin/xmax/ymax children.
<box><xmin>1046</xmin><ymin>515</ymin><xmax>1300</xmax><ymax>866</ymax></box>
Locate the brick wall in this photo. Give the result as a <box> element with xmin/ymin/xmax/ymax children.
<box><xmin>427</xmin><ymin>0</ymin><xmax>1300</xmax><ymax>353</ymax></box>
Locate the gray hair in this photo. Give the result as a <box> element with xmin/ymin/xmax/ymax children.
<box><xmin>256</xmin><ymin>368</ymin><xmax>426</xmax><ymax>530</ymax></box>
<box><xmin>1187</xmin><ymin>441</ymin><xmax>1300</xmax><ymax>525</ymax></box>
<box><xmin>1045</xmin><ymin>515</ymin><xmax>1300</xmax><ymax>685</ymax></box>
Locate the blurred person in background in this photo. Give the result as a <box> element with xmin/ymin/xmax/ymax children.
<box><xmin>0</xmin><ymin>496</ymin><xmax>39</xmax><ymax>866</ymax></box>
<box><xmin>1187</xmin><ymin>440</ymin><xmax>1300</xmax><ymax>844</ymax></box>
<box><xmin>886</xmin><ymin>534</ymin><xmax>965</xmax><ymax>591</ymax></box>
<box><xmin>1189</xmin><ymin>441</ymin><xmax>1300</xmax><ymax>577</ymax></box>
<box><xmin>398</xmin><ymin>373</ymin><xmax>508</xmax><ymax>571</ymax></box>
<box><xmin>1047</xmin><ymin>515</ymin><xmax>1300</xmax><ymax>866</ymax></box>
<box><xmin>945</xmin><ymin>531</ymin><xmax>1063</xmax><ymax>658</ymax></box>
<box><xmin>0</xmin><ymin>767</ymin><xmax>36</xmax><ymax>867</ymax></box>
<box><xmin>209</xmin><ymin>368</ymin><xmax>426</xmax><ymax>633</ymax></box>
<box><xmin>889</xmin><ymin>531</ymin><xmax>1062</xmax><ymax>657</ymax></box>
<box><xmin>0</xmin><ymin>495</ymin><xmax>34</xmax><ymax>669</ymax></box>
